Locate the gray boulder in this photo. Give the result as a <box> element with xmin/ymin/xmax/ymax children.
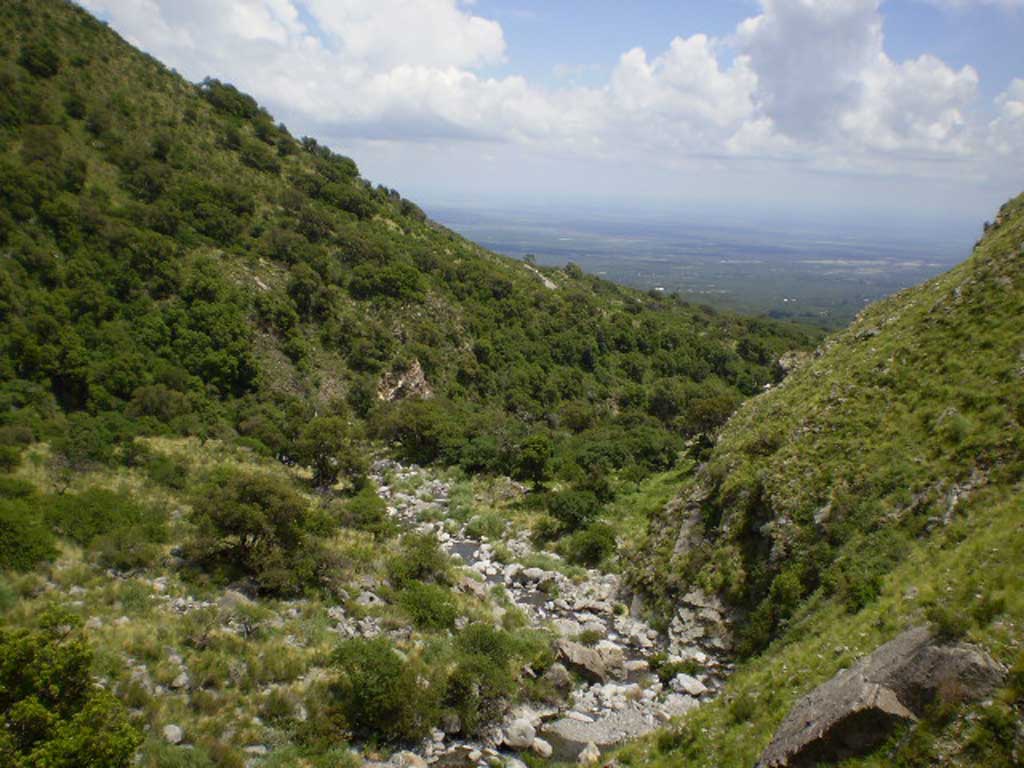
<box><xmin>504</xmin><ymin>718</ymin><xmax>536</xmax><ymax>750</ymax></box>
<box><xmin>555</xmin><ymin>639</ymin><xmax>607</xmax><ymax>683</ymax></box>
<box><xmin>756</xmin><ymin>626</ymin><xmax>1006</xmax><ymax>767</ymax></box>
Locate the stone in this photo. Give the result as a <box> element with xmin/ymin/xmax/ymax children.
<box><xmin>578</xmin><ymin>743</ymin><xmax>601</xmax><ymax>766</ymax></box>
<box><xmin>170</xmin><ymin>671</ymin><xmax>190</xmax><ymax>690</ymax></box>
<box><xmin>661</xmin><ymin>693</ymin><xmax>699</xmax><ymax>719</ymax></box>
<box><xmin>669</xmin><ymin>673</ymin><xmax>707</xmax><ymax>697</ymax></box>
<box><xmin>595</xmin><ymin>640</ymin><xmax>626</xmax><ymax>673</ymax></box>
<box><xmin>504</xmin><ymin>718</ymin><xmax>536</xmax><ymax>749</ymax></box>
<box><xmin>552</xmin><ymin>618</ymin><xmax>583</xmax><ymax>637</ymax></box>
<box><xmin>392</xmin><ymin>751</ymin><xmax>428</xmax><ymax>768</ymax></box>
<box><xmin>756</xmin><ymin>627</ymin><xmax>1006</xmax><ymax>767</ymax></box>
<box><xmin>531</xmin><ymin>738</ymin><xmax>553</xmax><ymax>758</ymax></box>
<box><xmin>356</xmin><ymin>591</ymin><xmax>384</xmax><ymax>607</ymax></box>
<box><xmin>555</xmin><ymin>639</ymin><xmax>608</xmax><ymax>683</ymax></box>
<box><xmin>162</xmin><ymin>724</ymin><xmax>183</xmax><ymax>744</ymax></box>
<box><xmin>544</xmin><ymin>709</ymin><xmax>652</xmax><ymax>758</ymax></box>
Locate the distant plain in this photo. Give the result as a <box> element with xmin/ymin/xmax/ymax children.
<box><xmin>430</xmin><ymin>205</ymin><xmax>974</xmax><ymax>328</ymax></box>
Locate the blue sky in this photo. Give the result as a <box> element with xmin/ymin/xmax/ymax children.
<box><xmin>475</xmin><ymin>1</ymin><xmax>1023</xmax><ymax>100</ymax></box>
<box><xmin>82</xmin><ymin>0</ymin><xmax>1023</xmax><ymax>229</ymax></box>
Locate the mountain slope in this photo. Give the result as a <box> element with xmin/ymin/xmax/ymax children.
<box><xmin>622</xmin><ymin>195</ymin><xmax>1024</xmax><ymax>765</ymax></box>
<box><xmin>0</xmin><ymin>0</ymin><xmax>815</xmax><ymax>485</ymax></box>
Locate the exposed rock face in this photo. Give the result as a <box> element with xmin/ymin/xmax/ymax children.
<box><xmin>555</xmin><ymin>639</ymin><xmax>608</xmax><ymax>683</ymax></box>
<box><xmin>377</xmin><ymin>359</ymin><xmax>433</xmax><ymax>402</ymax></box>
<box><xmin>756</xmin><ymin>627</ymin><xmax>1006</xmax><ymax>767</ymax></box>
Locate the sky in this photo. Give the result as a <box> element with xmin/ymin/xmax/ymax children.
<box><xmin>79</xmin><ymin>0</ymin><xmax>1024</xmax><ymax>230</ymax></box>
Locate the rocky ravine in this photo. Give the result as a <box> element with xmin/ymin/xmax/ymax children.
<box><xmin>369</xmin><ymin>460</ymin><xmax>733</xmax><ymax>767</ymax></box>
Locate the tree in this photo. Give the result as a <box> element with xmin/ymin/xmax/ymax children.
<box><xmin>294</xmin><ymin>417</ymin><xmax>364</xmax><ymax>488</ymax></box>
<box><xmin>187</xmin><ymin>470</ymin><xmax>323</xmax><ymax>593</ymax></box>
<box><xmin>514</xmin><ymin>432</ymin><xmax>552</xmax><ymax>487</ymax></box>
<box><xmin>0</xmin><ymin>621</ymin><xmax>140</xmax><ymax>767</ymax></box>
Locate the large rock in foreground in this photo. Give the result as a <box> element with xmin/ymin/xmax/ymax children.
<box><xmin>756</xmin><ymin>626</ymin><xmax>1006</xmax><ymax>767</ymax></box>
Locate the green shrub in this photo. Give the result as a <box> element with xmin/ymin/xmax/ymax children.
<box><xmin>926</xmin><ymin>602</ymin><xmax>972</xmax><ymax>643</ymax></box>
<box><xmin>0</xmin><ymin>445</ymin><xmax>21</xmax><ymax>472</ymax></box>
<box><xmin>19</xmin><ymin>42</ymin><xmax>60</xmax><ymax>78</ymax></box>
<box><xmin>93</xmin><ymin>527</ymin><xmax>164</xmax><ymax>571</ymax></box>
<box><xmin>47</xmin><ymin>487</ymin><xmax>165</xmax><ymax>548</ymax></box>
<box><xmin>337</xmin><ymin>486</ymin><xmax>395</xmax><ymax>539</ymax></box>
<box><xmin>548</xmin><ymin>490</ymin><xmax>601</xmax><ymax>530</ymax></box>
<box><xmin>387</xmin><ymin>532</ymin><xmax>451</xmax><ymax>589</ymax></box>
<box><xmin>143</xmin><ymin>453</ymin><xmax>191</xmax><ymax>490</ymax></box>
<box><xmin>140</xmin><ymin>741</ymin><xmax>215</xmax><ymax>768</ymax></box>
<box><xmin>561</xmin><ymin>522</ymin><xmax>616</xmax><ymax>567</ymax></box>
<box><xmin>0</xmin><ymin>576</ymin><xmax>15</xmax><ymax>614</ymax></box>
<box><xmin>0</xmin><ymin>625</ymin><xmax>140</xmax><ymax>767</ymax></box>
<box><xmin>0</xmin><ymin>476</ymin><xmax>36</xmax><ymax>500</ymax></box>
<box><xmin>398</xmin><ymin>582</ymin><xmax>458</xmax><ymax>630</ymax></box>
<box><xmin>0</xmin><ymin>498</ymin><xmax>56</xmax><ymax>571</ymax></box>
<box><xmin>329</xmin><ymin>637</ymin><xmax>441</xmax><ymax>743</ymax></box>
<box><xmin>294</xmin><ymin>417</ymin><xmax>364</xmax><ymax>488</ymax></box>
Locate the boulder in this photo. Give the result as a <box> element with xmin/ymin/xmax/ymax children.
<box><xmin>391</xmin><ymin>752</ymin><xmax>428</xmax><ymax>768</ymax></box>
<box><xmin>578</xmin><ymin>743</ymin><xmax>601</xmax><ymax>766</ymax></box>
<box><xmin>162</xmin><ymin>724</ymin><xmax>183</xmax><ymax>744</ymax></box>
<box><xmin>356</xmin><ymin>591</ymin><xmax>384</xmax><ymax>607</ymax></box>
<box><xmin>756</xmin><ymin>626</ymin><xmax>1006</xmax><ymax>767</ymax></box>
<box><xmin>531</xmin><ymin>737</ymin><xmax>553</xmax><ymax>758</ymax></box>
<box><xmin>504</xmin><ymin>719</ymin><xmax>536</xmax><ymax>750</ymax></box>
<box><xmin>543</xmin><ymin>708</ymin><xmax>653</xmax><ymax>759</ymax></box>
<box><xmin>555</xmin><ymin>639</ymin><xmax>608</xmax><ymax>683</ymax></box>
<box><xmin>669</xmin><ymin>673</ymin><xmax>707</xmax><ymax>697</ymax></box>
<box><xmin>594</xmin><ymin>640</ymin><xmax>626</xmax><ymax>675</ymax></box>
<box><xmin>543</xmin><ymin>663</ymin><xmax>573</xmax><ymax>694</ymax></box>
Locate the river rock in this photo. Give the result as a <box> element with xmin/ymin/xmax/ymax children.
<box><xmin>670</xmin><ymin>673</ymin><xmax>707</xmax><ymax>697</ymax></box>
<box><xmin>543</xmin><ymin>708</ymin><xmax>652</xmax><ymax>758</ymax></box>
<box><xmin>595</xmin><ymin>640</ymin><xmax>626</xmax><ymax>674</ymax></box>
<box><xmin>531</xmin><ymin>737</ymin><xmax>553</xmax><ymax>758</ymax></box>
<box><xmin>756</xmin><ymin>626</ymin><xmax>1006</xmax><ymax>767</ymax></box>
<box><xmin>555</xmin><ymin>639</ymin><xmax>608</xmax><ymax>683</ymax></box>
<box><xmin>504</xmin><ymin>718</ymin><xmax>536</xmax><ymax>749</ymax></box>
<box><xmin>578</xmin><ymin>742</ymin><xmax>601</xmax><ymax>766</ymax></box>
<box><xmin>392</xmin><ymin>751</ymin><xmax>428</xmax><ymax>768</ymax></box>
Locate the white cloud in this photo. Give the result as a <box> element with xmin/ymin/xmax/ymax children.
<box><xmin>77</xmin><ymin>0</ymin><xmax>1018</xmax><ymax>202</ymax></box>
<box><xmin>920</xmin><ymin>0</ymin><xmax>1024</xmax><ymax>9</ymax></box>
<box><xmin>989</xmin><ymin>78</ymin><xmax>1024</xmax><ymax>154</ymax></box>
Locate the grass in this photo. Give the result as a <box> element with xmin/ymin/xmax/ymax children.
<box><xmin>615</xmin><ymin>485</ymin><xmax>1023</xmax><ymax>767</ymax></box>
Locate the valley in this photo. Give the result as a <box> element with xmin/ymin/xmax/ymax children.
<box><xmin>0</xmin><ymin>2</ymin><xmax>1021</xmax><ymax>768</ymax></box>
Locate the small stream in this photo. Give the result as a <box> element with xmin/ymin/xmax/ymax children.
<box><xmin>369</xmin><ymin>460</ymin><xmax>731</xmax><ymax>766</ymax></box>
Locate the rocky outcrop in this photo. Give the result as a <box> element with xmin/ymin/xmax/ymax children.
<box><xmin>377</xmin><ymin>359</ymin><xmax>433</xmax><ymax>401</ymax></box>
<box><xmin>756</xmin><ymin>626</ymin><xmax>1006</xmax><ymax>767</ymax></box>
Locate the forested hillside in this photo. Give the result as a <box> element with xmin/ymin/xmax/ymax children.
<box><xmin>0</xmin><ymin>0</ymin><xmax>813</xmax><ymax>489</ymax></box>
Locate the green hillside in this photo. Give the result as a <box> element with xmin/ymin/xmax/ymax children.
<box><xmin>622</xmin><ymin>194</ymin><xmax>1024</xmax><ymax>766</ymax></box>
<box><xmin>0</xmin><ymin>0</ymin><xmax>813</xmax><ymax>486</ymax></box>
